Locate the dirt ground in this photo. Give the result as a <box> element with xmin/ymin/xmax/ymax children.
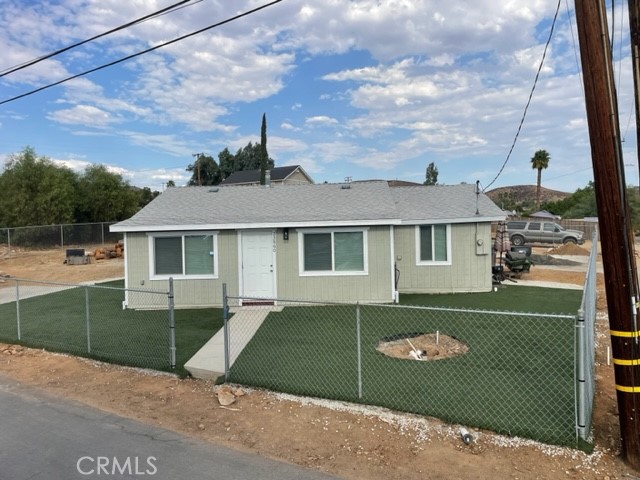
<box><xmin>0</xmin><ymin>246</ymin><xmax>637</xmax><ymax>479</ymax></box>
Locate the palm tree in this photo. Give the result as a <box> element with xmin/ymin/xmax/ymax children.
<box><xmin>531</xmin><ymin>149</ymin><xmax>550</xmax><ymax>209</ymax></box>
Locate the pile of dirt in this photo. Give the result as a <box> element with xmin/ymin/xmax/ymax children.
<box><xmin>529</xmin><ymin>254</ymin><xmax>582</xmax><ymax>266</ymax></box>
<box><xmin>548</xmin><ymin>243</ymin><xmax>590</xmax><ymax>256</ymax></box>
<box><xmin>377</xmin><ymin>333</ymin><xmax>469</xmax><ymax>361</ymax></box>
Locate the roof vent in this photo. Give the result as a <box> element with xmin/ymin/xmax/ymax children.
<box><xmin>341</xmin><ymin>184</ymin><xmax>351</xmax><ymax>190</ymax></box>
<box><xmin>208</xmin><ymin>187</ymin><xmax>219</xmax><ymax>193</ymax></box>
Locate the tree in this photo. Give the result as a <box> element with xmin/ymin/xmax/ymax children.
<box><xmin>531</xmin><ymin>149</ymin><xmax>550</xmax><ymax>209</ymax></box>
<box><xmin>0</xmin><ymin>146</ymin><xmax>77</xmax><ymax>227</ymax></box>
<box><xmin>166</xmin><ymin>180</ymin><xmax>176</xmax><ymax>188</ymax></box>
<box><xmin>186</xmin><ymin>154</ymin><xmax>220</xmax><ymax>186</ymax></box>
<box><xmin>424</xmin><ymin>162</ymin><xmax>439</xmax><ymax>185</ymax></box>
<box><xmin>260</xmin><ymin>113</ymin><xmax>268</xmax><ymax>185</ymax></box>
<box><xmin>75</xmin><ymin>164</ymin><xmax>139</xmax><ymax>222</ymax></box>
<box><xmin>217</xmin><ymin>148</ymin><xmax>236</xmax><ymax>181</ymax></box>
<box><xmin>138</xmin><ymin>187</ymin><xmax>159</xmax><ymax>208</ymax></box>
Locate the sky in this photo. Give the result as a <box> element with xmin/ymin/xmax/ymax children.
<box><xmin>0</xmin><ymin>0</ymin><xmax>637</xmax><ymax>193</ymax></box>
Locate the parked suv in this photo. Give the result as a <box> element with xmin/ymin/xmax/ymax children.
<box><xmin>506</xmin><ymin>221</ymin><xmax>584</xmax><ymax>246</ymax></box>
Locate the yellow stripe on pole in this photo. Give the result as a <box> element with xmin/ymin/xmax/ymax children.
<box><xmin>610</xmin><ymin>329</ymin><xmax>640</xmax><ymax>338</ymax></box>
<box><xmin>616</xmin><ymin>385</ymin><xmax>640</xmax><ymax>393</ymax></box>
<box><xmin>613</xmin><ymin>358</ymin><xmax>640</xmax><ymax>366</ymax></box>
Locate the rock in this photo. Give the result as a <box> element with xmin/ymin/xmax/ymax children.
<box><xmin>198</xmin><ymin>423</ymin><xmax>205</xmax><ymax>430</ymax></box>
<box><xmin>217</xmin><ymin>390</ymin><xmax>236</xmax><ymax>406</ymax></box>
<box><xmin>233</xmin><ymin>387</ymin><xmax>246</xmax><ymax>397</ymax></box>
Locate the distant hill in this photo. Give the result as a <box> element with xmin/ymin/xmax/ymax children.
<box><xmin>486</xmin><ymin>185</ymin><xmax>571</xmax><ymax>210</ymax></box>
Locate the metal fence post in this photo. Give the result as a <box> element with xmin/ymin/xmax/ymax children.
<box><xmin>356</xmin><ymin>302</ymin><xmax>363</xmax><ymax>400</ymax></box>
<box><xmin>168</xmin><ymin>278</ymin><xmax>176</xmax><ymax>369</ymax></box>
<box><xmin>223</xmin><ymin>283</ymin><xmax>230</xmax><ymax>383</ymax></box>
<box><xmin>576</xmin><ymin>308</ymin><xmax>586</xmax><ymax>440</ymax></box>
<box><xmin>15</xmin><ymin>279</ymin><xmax>21</xmax><ymax>341</ymax></box>
<box><xmin>60</xmin><ymin>224</ymin><xmax>64</xmax><ymax>251</ymax></box>
<box><xmin>7</xmin><ymin>229</ymin><xmax>11</xmax><ymax>258</ymax></box>
<box><xmin>85</xmin><ymin>286</ymin><xmax>91</xmax><ymax>353</ymax></box>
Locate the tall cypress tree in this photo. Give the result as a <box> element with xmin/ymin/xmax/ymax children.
<box><xmin>260</xmin><ymin>113</ymin><xmax>268</xmax><ymax>185</ymax></box>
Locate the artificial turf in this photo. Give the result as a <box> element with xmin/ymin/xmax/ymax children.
<box><xmin>229</xmin><ymin>286</ymin><xmax>582</xmax><ymax>447</ymax></box>
<box><xmin>0</xmin><ymin>280</ymin><xmax>221</xmax><ymax>376</ymax></box>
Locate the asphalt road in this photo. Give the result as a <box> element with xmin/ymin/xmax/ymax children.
<box><xmin>0</xmin><ymin>375</ymin><xmax>340</xmax><ymax>480</ymax></box>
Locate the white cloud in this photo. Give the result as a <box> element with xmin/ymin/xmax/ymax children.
<box><xmin>280</xmin><ymin>122</ymin><xmax>301</xmax><ymax>132</ymax></box>
<box><xmin>51</xmin><ymin>158</ymin><xmax>91</xmax><ymax>171</ymax></box>
<box><xmin>120</xmin><ymin>131</ymin><xmax>194</xmax><ymax>158</ymax></box>
<box><xmin>305</xmin><ymin>116</ymin><xmax>339</xmax><ymax>126</ymax></box>
<box><xmin>48</xmin><ymin>105</ymin><xmax>120</xmax><ymax>127</ymax></box>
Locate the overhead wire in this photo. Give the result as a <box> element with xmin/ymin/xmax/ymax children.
<box><xmin>565</xmin><ymin>0</ymin><xmax>585</xmax><ymax>98</ymax></box>
<box><xmin>0</xmin><ymin>0</ymin><xmax>284</xmax><ymax>106</ymax></box>
<box><xmin>0</xmin><ymin>0</ymin><xmax>201</xmax><ymax>78</ymax></box>
<box><xmin>482</xmin><ymin>0</ymin><xmax>562</xmax><ymax>192</ymax></box>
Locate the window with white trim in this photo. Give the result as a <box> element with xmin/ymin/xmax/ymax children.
<box><xmin>416</xmin><ymin>224</ymin><xmax>451</xmax><ymax>265</ymax></box>
<box><xmin>150</xmin><ymin>233</ymin><xmax>218</xmax><ymax>279</ymax></box>
<box><xmin>298</xmin><ymin>228</ymin><xmax>368</xmax><ymax>275</ymax></box>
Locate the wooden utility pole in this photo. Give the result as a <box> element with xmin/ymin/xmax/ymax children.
<box><xmin>629</xmin><ymin>0</ymin><xmax>640</xmax><ymax>193</ymax></box>
<box><xmin>575</xmin><ymin>0</ymin><xmax>640</xmax><ymax>469</ymax></box>
<box><xmin>192</xmin><ymin>153</ymin><xmax>203</xmax><ymax>186</ymax></box>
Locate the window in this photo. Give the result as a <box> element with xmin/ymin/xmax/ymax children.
<box><xmin>416</xmin><ymin>224</ymin><xmax>451</xmax><ymax>265</ymax></box>
<box><xmin>507</xmin><ymin>221</ymin><xmax>526</xmax><ymax>230</ymax></box>
<box><xmin>299</xmin><ymin>229</ymin><xmax>367</xmax><ymax>275</ymax></box>
<box><xmin>528</xmin><ymin>222</ymin><xmax>541</xmax><ymax>231</ymax></box>
<box><xmin>149</xmin><ymin>233</ymin><xmax>217</xmax><ymax>279</ymax></box>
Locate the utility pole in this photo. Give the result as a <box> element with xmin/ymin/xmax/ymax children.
<box><xmin>192</xmin><ymin>153</ymin><xmax>203</xmax><ymax>186</ymax></box>
<box><xmin>629</xmin><ymin>0</ymin><xmax>640</xmax><ymax>193</ymax></box>
<box><xmin>575</xmin><ymin>0</ymin><xmax>640</xmax><ymax>469</ymax></box>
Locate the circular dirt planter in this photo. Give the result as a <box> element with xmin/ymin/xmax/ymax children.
<box><xmin>376</xmin><ymin>332</ymin><xmax>469</xmax><ymax>361</ymax></box>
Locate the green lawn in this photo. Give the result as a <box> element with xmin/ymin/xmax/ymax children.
<box><xmin>229</xmin><ymin>286</ymin><xmax>581</xmax><ymax>447</ymax></box>
<box><xmin>400</xmin><ymin>284</ymin><xmax>583</xmax><ymax>313</ymax></box>
<box><xmin>0</xmin><ymin>280</ymin><xmax>221</xmax><ymax>376</ymax></box>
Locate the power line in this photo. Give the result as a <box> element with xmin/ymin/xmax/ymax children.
<box><xmin>0</xmin><ymin>0</ymin><xmax>198</xmax><ymax>78</ymax></box>
<box><xmin>482</xmin><ymin>0</ymin><xmax>562</xmax><ymax>191</ymax></box>
<box><xmin>0</xmin><ymin>0</ymin><xmax>284</xmax><ymax>106</ymax></box>
<box><xmin>565</xmin><ymin>0</ymin><xmax>584</xmax><ymax>98</ymax></box>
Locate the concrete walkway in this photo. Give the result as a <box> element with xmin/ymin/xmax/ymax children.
<box><xmin>185</xmin><ymin>306</ymin><xmax>282</xmax><ymax>381</ymax></box>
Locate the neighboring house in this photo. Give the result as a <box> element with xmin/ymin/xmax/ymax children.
<box><xmin>220</xmin><ymin>165</ymin><xmax>313</xmax><ymax>186</ymax></box>
<box><xmin>530</xmin><ymin>210</ymin><xmax>561</xmax><ymax>220</ymax></box>
<box><xmin>110</xmin><ymin>182</ymin><xmax>504</xmax><ymax>308</ymax></box>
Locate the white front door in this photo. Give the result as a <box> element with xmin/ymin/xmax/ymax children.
<box><xmin>241</xmin><ymin>230</ymin><xmax>276</xmax><ymax>299</ymax></box>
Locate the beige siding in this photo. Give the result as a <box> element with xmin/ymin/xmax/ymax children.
<box><xmin>275</xmin><ymin>226</ymin><xmax>393</xmax><ymax>303</ymax></box>
<box><xmin>282</xmin><ymin>169</ymin><xmax>312</xmax><ymax>185</ymax></box>
<box><xmin>125</xmin><ymin>231</ymin><xmax>239</xmax><ymax>308</ymax></box>
<box><xmin>394</xmin><ymin>223</ymin><xmax>493</xmax><ymax>294</ymax></box>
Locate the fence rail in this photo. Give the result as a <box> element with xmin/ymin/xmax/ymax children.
<box><xmin>0</xmin><ymin>277</ymin><xmax>175</xmax><ymax>370</ymax></box>
<box><xmin>0</xmin><ymin>222</ymin><xmax>122</xmax><ymax>255</ymax></box>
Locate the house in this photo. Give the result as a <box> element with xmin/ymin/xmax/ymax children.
<box><xmin>220</xmin><ymin>165</ymin><xmax>313</xmax><ymax>186</ymax></box>
<box><xmin>110</xmin><ymin>181</ymin><xmax>505</xmax><ymax>308</ymax></box>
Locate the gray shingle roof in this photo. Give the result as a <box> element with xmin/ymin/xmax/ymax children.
<box><xmin>111</xmin><ymin>182</ymin><xmax>504</xmax><ymax>232</ymax></box>
<box><xmin>390</xmin><ymin>184</ymin><xmax>505</xmax><ymax>223</ymax></box>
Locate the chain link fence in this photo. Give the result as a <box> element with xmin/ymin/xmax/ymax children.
<box><xmin>0</xmin><ymin>278</ymin><xmax>175</xmax><ymax>370</ymax></box>
<box><xmin>0</xmin><ymin>222</ymin><xmax>122</xmax><ymax>255</ymax></box>
<box><xmin>224</xmin><ymin>234</ymin><xmax>599</xmax><ymax>448</ymax></box>
<box><xmin>575</xmin><ymin>231</ymin><xmax>599</xmax><ymax>441</ymax></box>
<box><xmin>225</xmin><ymin>299</ymin><xmax>577</xmax><ymax>446</ymax></box>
